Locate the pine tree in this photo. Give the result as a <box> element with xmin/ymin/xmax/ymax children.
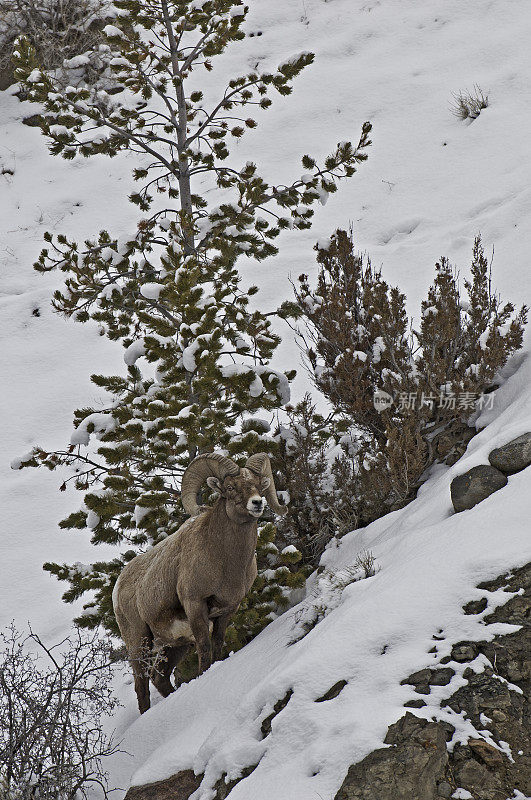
<box><xmin>295</xmin><ymin>229</ymin><xmax>412</xmax><ymax>446</ymax></box>
<box><xmin>12</xmin><ymin>1</ymin><xmax>371</xmax><ymax>633</ymax></box>
<box><xmin>274</xmin><ymin>395</ymin><xmax>359</xmax><ymax>564</ymax></box>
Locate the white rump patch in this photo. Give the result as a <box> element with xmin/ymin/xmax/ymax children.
<box><xmin>169</xmin><ymin>618</ymin><xmax>213</xmax><ymax>642</ymax></box>
<box><xmin>169</xmin><ymin>619</ymin><xmax>195</xmax><ymax>641</ymax></box>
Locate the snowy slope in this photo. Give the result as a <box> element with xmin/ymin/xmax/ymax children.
<box><xmin>107</xmin><ymin>351</ymin><xmax>531</xmax><ymax>799</ymax></box>
<box><xmin>0</xmin><ymin>90</ymin><xmax>136</xmax><ymax>634</ymax></box>
<box><xmin>1</xmin><ymin>0</ymin><xmax>531</xmax><ymax>796</ymax></box>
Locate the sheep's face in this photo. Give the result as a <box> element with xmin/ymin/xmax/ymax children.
<box><xmin>207</xmin><ymin>468</ymin><xmax>271</xmax><ymax>521</ymax></box>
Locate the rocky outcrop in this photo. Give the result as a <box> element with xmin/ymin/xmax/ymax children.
<box><xmin>123</xmin><ymin>766</ymin><xmax>259</xmax><ymax>800</ymax></box>
<box><xmin>124</xmin><ymin>770</ymin><xmax>202</xmax><ymax>800</ymax></box>
<box><xmin>315</xmin><ymin>679</ymin><xmax>348</xmax><ymax>702</ymax></box>
<box><xmin>450</xmin><ymin>465</ymin><xmax>507</xmax><ymax>512</ymax></box>
<box><xmin>335</xmin><ymin>563</ymin><xmax>531</xmax><ymax>800</ymax></box>
<box><xmin>335</xmin><ymin>713</ymin><xmax>448</xmax><ymax>800</ymax></box>
<box><xmin>260</xmin><ymin>688</ymin><xmax>293</xmax><ymax>737</ymax></box>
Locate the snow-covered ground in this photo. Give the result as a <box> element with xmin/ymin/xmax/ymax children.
<box><xmin>106</xmin><ymin>353</ymin><xmax>531</xmax><ymax>798</ymax></box>
<box><xmin>1</xmin><ymin>0</ymin><xmax>530</xmax><ymax>796</ymax></box>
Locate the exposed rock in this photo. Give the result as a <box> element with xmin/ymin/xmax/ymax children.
<box><xmin>401</xmin><ymin>668</ymin><xmax>432</xmax><ymax>686</ymax></box>
<box><xmin>315</xmin><ymin>679</ymin><xmax>348</xmax><ymax>702</ymax></box>
<box><xmin>451</xmin><ymin>642</ymin><xmax>479</xmax><ymax>662</ymax></box>
<box><xmin>400</xmin><ymin>667</ymin><xmax>455</xmax><ymax>691</ymax></box>
<box><xmin>489</xmin><ymin>432</ymin><xmax>531</xmax><ymax>474</ymax></box>
<box><xmin>336</xmin><ymin>562</ymin><xmax>530</xmax><ymax>800</ymax></box>
<box><xmin>429</xmin><ymin>668</ymin><xmax>455</xmax><ymax>686</ymax></box>
<box><xmin>124</xmin><ymin>766</ymin><xmax>259</xmax><ymax>800</ymax></box>
<box><xmin>468</xmin><ymin>738</ymin><xmax>505</xmax><ymax>767</ymax></box>
<box><xmin>0</xmin><ymin>64</ymin><xmax>15</xmax><ymax>91</ymax></box>
<box><xmin>334</xmin><ymin>714</ymin><xmax>448</xmax><ymax>800</ymax></box>
<box><xmin>450</xmin><ymin>465</ymin><xmax>508</xmax><ymax>512</ymax></box>
<box><xmin>213</xmin><ymin>765</ymin><xmax>258</xmax><ymax>799</ymax></box>
<box><xmin>436</xmin><ymin>781</ymin><xmax>452</xmax><ymax>798</ymax></box>
<box><xmin>260</xmin><ymin>688</ymin><xmax>293</xmax><ymax>737</ymax></box>
<box><xmin>453</xmin><ymin>757</ymin><xmax>505</xmax><ymax>800</ymax></box>
<box><xmin>462</xmin><ymin>597</ymin><xmax>488</xmax><ymax>615</ymax></box>
<box><xmin>491</xmin><ymin>709</ymin><xmax>506</xmax><ymax>722</ymax></box>
<box><xmin>124</xmin><ymin>770</ymin><xmax>202</xmax><ymax>800</ymax></box>
<box><xmin>404</xmin><ymin>698</ymin><xmax>427</xmax><ymax>708</ymax></box>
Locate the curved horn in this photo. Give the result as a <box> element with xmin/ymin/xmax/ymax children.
<box><xmin>245</xmin><ymin>453</ymin><xmax>287</xmax><ymax>516</ymax></box>
<box><xmin>181</xmin><ymin>453</ymin><xmax>239</xmax><ymax>516</ymax></box>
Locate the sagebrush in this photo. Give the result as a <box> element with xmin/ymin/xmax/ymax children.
<box><xmin>451</xmin><ymin>84</ymin><xmax>489</xmax><ymax>120</ymax></box>
<box><xmin>291</xmin><ymin>229</ymin><xmax>527</xmax><ymax>530</ymax></box>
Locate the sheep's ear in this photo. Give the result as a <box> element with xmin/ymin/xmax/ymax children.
<box><xmin>260</xmin><ymin>477</ymin><xmax>271</xmax><ymax>491</ymax></box>
<box><xmin>206</xmin><ymin>476</ymin><xmax>222</xmax><ymax>491</ymax></box>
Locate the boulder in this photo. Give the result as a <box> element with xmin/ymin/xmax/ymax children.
<box><xmin>450</xmin><ymin>465</ymin><xmax>507</xmax><ymax>512</ymax></box>
<box><xmin>451</xmin><ymin>643</ymin><xmax>479</xmax><ymax>663</ymax></box>
<box><xmin>488</xmin><ymin>432</ymin><xmax>531</xmax><ymax>475</ymax></box>
<box><xmin>468</xmin><ymin>739</ymin><xmax>505</xmax><ymax>767</ymax></box>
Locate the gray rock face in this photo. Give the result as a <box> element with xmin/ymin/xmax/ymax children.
<box><xmin>451</xmin><ymin>643</ymin><xmax>479</xmax><ymax>663</ymax></box>
<box><xmin>450</xmin><ymin>465</ymin><xmax>507</xmax><ymax>512</ymax></box>
<box><xmin>335</xmin><ymin>563</ymin><xmax>531</xmax><ymax>800</ymax></box>
<box><xmin>334</xmin><ymin>713</ymin><xmax>447</xmax><ymax>800</ymax></box>
<box><xmin>489</xmin><ymin>432</ymin><xmax>531</xmax><ymax>475</ymax></box>
<box><xmin>436</xmin><ymin>781</ymin><xmax>452</xmax><ymax>798</ymax></box>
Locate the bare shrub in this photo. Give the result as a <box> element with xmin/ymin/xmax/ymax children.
<box><xmin>353</xmin><ymin>549</ymin><xmax>379</xmax><ymax>578</ymax></box>
<box><xmin>0</xmin><ymin>0</ymin><xmax>107</xmax><ymax>89</ymax></box>
<box><xmin>451</xmin><ymin>84</ymin><xmax>489</xmax><ymax>120</ymax></box>
<box><xmin>0</xmin><ymin>624</ymin><xmax>120</xmax><ymax>800</ymax></box>
<box><xmin>290</xmin><ymin>558</ymin><xmax>380</xmax><ymax>642</ymax></box>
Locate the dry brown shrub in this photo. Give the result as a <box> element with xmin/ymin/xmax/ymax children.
<box><xmin>0</xmin><ymin>0</ymin><xmax>107</xmax><ymax>89</ymax></box>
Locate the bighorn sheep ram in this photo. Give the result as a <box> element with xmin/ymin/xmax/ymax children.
<box><xmin>112</xmin><ymin>452</ymin><xmax>287</xmax><ymax>713</ymax></box>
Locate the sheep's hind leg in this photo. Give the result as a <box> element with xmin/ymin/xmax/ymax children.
<box><xmin>151</xmin><ymin>641</ymin><xmax>191</xmax><ymax>697</ymax></box>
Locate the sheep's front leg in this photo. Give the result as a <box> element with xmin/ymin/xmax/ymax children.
<box><xmin>212</xmin><ymin>608</ymin><xmax>236</xmax><ymax>662</ymax></box>
<box><xmin>131</xmin><ymin>656</ymin><xmax>151</xmax><ymax>714</ymax></box>
<box><xmin>182</xmin><ymin>598</ymin><xmax>212</xmax><ymax>674</ymax></box>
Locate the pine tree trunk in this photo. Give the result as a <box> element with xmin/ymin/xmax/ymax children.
<box><xmin>161</xmin><ymin>0</ymin><xmax>195</xmax><ymax>254</ymax></box>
